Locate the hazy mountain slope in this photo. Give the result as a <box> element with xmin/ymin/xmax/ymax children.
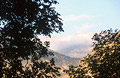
<box><xmin>44</xmin><ymin>52</ymin><xmax>80</xmax><ymax>69</ymax></box>
<box><xmin>43</xmin><ymin>51</ymin><xmax>80</xmax><ymax>78</ymax></box>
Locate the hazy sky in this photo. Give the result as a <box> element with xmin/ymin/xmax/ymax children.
<box><xmin>41</xmin><ymin>0</ymin><xmax>120</xmax><ymax>58</ymax></box>
<box><xmin>54</xmin><ymin>0</ymin><xmax>120</xmax><ymax>35</ymax></box>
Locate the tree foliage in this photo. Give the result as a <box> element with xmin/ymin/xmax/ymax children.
<box><xmin>64</xmin><ymin>65</ymin><xmax>87</xmax><ymax>78</ymax></box>
<box><xmin>0</xmin><ymin>0</ymin><xmax>63</xmax><ymax>77</ymax></box>
<box><xmin>87</xmin><ymin>29</ymin><xmax>120</xmax><ymax>78</ymax></box>
<box><xmin>66</xmin><ymin>29</ymin><xmax>120</xmax><ymax>78</ymax></box>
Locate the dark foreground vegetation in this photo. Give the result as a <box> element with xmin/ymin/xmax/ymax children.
<box><xmin>0</xmin><ymin>0</ymin><xmax>63</xmax><ymax>78</ymax></box>
<box><xmin>65</xmin><ymin>29</ymin><xmax>120</xmax><ymax>78</ymax></box>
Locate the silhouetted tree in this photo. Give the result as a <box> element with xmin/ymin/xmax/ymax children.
<box><xmin>86</xmin><ymin>29</ymin><xmax>120</xmax><ymax>78</ymax></box>
<box><xmin>65</xmin><ymin>29</ymin><xmax>120</xmax><ymax>78</ymax></box>
<box><xmin>0</xmin><ymin>0</ymin><xmax>63</xmax><ymax>77</ymax></box>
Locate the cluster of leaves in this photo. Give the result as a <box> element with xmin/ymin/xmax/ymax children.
<box><xmin>92</xmin><ymin>28</ymin><xmax>114</xmax><ymax>47</ymax></box>
<box><xmin>64</xmin><ymin>65</ymin><xmax>88</xmax><ymax>78</ymax></box>
<box><xmin>66</xmin><ymin>29</ymin><xmax>120</xmax><ymax>78</ymax></box>
<box><xmin>0</xmin><ymin>57</ymin><xmax>61</xmax><ymax>78</ymax></box>
<box><xmin>0</xmin><ymin>0</ymin><xmax>63</xmax><ymax>78</ymax></box>
<box><xmin>86</xmin><ymin>29</ymin><xmax>120</xmax><ymax>78</ymax></box>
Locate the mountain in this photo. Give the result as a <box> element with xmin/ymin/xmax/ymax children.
<box><xmin>45</xmin><ymin>52</ymin><xmax>80</xmax><ymax>69</ymax></box>
<box><xmin>43</xmin><ymin>51</ymin><xmax>81</xmax><ymax>78</ymax></box>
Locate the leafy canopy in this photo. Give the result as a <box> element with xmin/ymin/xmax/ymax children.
<box><xmin>65</xmin><ymin>29</ymin><xmax>120</xmax><ymax>78</ymax></box>
<box><xmin>87</xmin><ymin>29</ymin><xmax>120</xmax><ymax>78</ymax></box>
<box><xmin>0</xmin><ymin>0</ymin><xmax>63</xmax><ymax>78</ymax></box>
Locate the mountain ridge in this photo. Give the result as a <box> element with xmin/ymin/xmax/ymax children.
<box><xmin>44</xmin><ymin>51</ymin><xmax>81</xmax><ymax>69</ymax></box>
<box><xmin>43</xmin><ymin>51</ymin><xmax>81</xmax><ymax>78</ymax></box>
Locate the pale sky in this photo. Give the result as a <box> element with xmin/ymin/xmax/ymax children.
<box><xmin>42</xmin><ymin>0</ymin><xmax>120</xmax><ymax>58</ymax></box>
<box><xmin>54</xmin><ymin>0</ymin><xmax>120</xmax><ymax>35</ymax></box>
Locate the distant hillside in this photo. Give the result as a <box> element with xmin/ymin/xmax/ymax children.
<box><xmin>43</xmin><ymin>51</ymin><xmax>81</xmax><ymax>78</ymax></box>
<box><xmin>44</xmin><ymin>51</ymin><xmax>80</xmax><ymax>69</ymax></box>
